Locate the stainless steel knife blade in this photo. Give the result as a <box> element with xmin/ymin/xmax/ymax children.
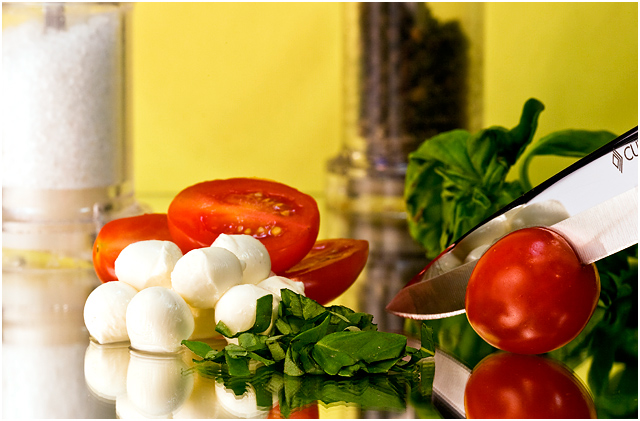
<box><xmin>387</xmin><ymin>127</ymin><xmax>638</xmax><ymax>320</ymax></box>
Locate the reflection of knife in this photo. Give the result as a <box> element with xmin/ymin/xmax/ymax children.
<box><xmin>387</xmin><ymin>127</ymin><xmax>638</xmax><ymax>320</ymax></box>
<box><xmin>431</xmin><ymin>349</ymin><xmax>470</xmax><ymax>418</ymax></box>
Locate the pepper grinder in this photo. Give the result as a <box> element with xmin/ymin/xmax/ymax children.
<box><xmin>326</xmin><ymin>2</ymin><xmax>484</xmax><ymax>332</ymax></box>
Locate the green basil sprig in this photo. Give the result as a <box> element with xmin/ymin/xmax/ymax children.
<box><xmin>405</xmin><ymin>97</ymin><xmax>616</xmax><ymax>259</ymax></box>
<box><xmin>182</xmin><ymin>289</ymin><xmax>435</xmax><ymax>377</ymax></box>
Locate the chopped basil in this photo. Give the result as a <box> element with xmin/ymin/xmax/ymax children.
<box><xmin>182</xmin><ymin>289</ymin><xmax>434</xmax><ymax>377</ymax></box>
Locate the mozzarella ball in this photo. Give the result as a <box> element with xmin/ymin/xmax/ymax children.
<box><xmin>115</xmin><ymin>240</ymin><xmax>183</xmax><ymax>290</ymax></box>
<box><xmin>211</xmin><ymin>234</ymin><xmax>271</xmax><ymax>284</ymax></box>
<box><xmin>257</xmin><ymin>275</ymin><xmax>305</xmax><ymax>298</ymax></box>
<box><xmin>126</xmin><ymin>287</ymin><xmax>194</xmax><ymax>353</ymax></box>
<box><xmin>214</xmin><ymin>284</ymin><xmax>279</xmax><ymax>337</ymax></box>
<box><xmin>171</xmin><ymin>247</ymin><xmax>244</xmax><ymax>309</ymax></box>
<box><xmin>84</xmin><ymin>281</ymin><xmax>138</xmax><ymax>344</ymax></box>
<box><xmin>508</xmin><ymin>200</ymin><xmax>571</xmax><ymax>231</ymax></box>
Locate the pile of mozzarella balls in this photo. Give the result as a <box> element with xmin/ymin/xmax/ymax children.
<box><xmin>83</xmin><ymin>234</ymin><xmax>305</xmax><ymax>353</ymax></box>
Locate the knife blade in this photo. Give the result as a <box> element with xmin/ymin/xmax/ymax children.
<box><xmin>387</xmin><ymin>127</ymin><xmax>638</xmax><ymax>320</ymax></box>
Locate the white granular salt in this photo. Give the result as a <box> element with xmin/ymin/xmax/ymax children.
<box><xmin>2</xmin><ymin>11</ymin><xmax>124</xmax><ymax>190</ymax></box>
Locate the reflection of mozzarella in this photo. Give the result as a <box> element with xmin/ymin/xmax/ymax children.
<box><xmin>84</xmin><ymin>342</ymin><xmax>130</xmax><ymax>402</ymax></box>
<box><xmin>424</xmin><ymin>250</ymin><xmax>463</xmax><ymax>279</ymax></box>
<box><xmin>125</xmin><ymin>351</ymin><xmax>194</xmax><ymax>418</ymax></box>
<box><xmin>126</xmin><ymin>287</ymin><xmax>194</xmax><ymax>353</ymax></box>
<box><xmin>84</xmin><ymin>281</ymin><xmax>137</xmax><ymax>344</ymax></box>
<box><xmin>173</xmin><ymin>375</ymin><xmax>223</xmax><ymax>419</ymax></box>
<box><xmin>211</xmin><ymin>234</ymin><xmax>271</xmax><ymax>285</ymax></box>
<box><xmin>508</xmin><ymin>200</ymin><xmax>571</xmax><ymax>231</ymax></box>
<box><xmin>214</xmin><ymin>381</ymin><xmax>269</xmax><ymax>419</ymax></box>
<box><xmin>257</xmin><ymin>275</ymin><xmax>305</xmax><ymax>298</ymax></box>
<box><xmin>464</xmin><ymin>244</ymin><xmax>491</xmax><ymax>263</ymax></box>
<box><xmin>455</xmin><ymin>214</ymin><xmax>509</xmax><ymax>259</ymax></box>
<box><xmin>171</xmin><ymin>247</ymin><xmax>244</xmax><ymax>309</ymax></box>
<box><xmin>215</xmin><ymin>284</ymin><xmax>279</xmax><ymax>337</ymax></box>
<box><xmin>115</xmin><ymin>240</ymin><xmax>183</xmax><ymax>290</ymax></box>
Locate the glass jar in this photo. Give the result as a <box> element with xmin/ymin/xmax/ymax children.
<box><xmin>326</xmin><ymin>2</ymin><xmax>484</xmax><ymax>330</ymax></box>
<box><xmin>2</xmin><ymin>3</ymin><xmax>143</xmax><ymax>269</ymax></box>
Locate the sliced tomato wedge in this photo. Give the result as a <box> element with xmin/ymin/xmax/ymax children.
<box><xmin>279</xmin><ymin>238</ymin><xmax>369</xmax><ymax>305</ymax></box>
<box><xmin>167</xmin><ymin>178</ymin><xmax>321</xmax><ymax>273</ymax></box>
<box><xmin>92</xmin><ymin>213</ymin><xmax>173</xmax><ymax>283</ymax></box>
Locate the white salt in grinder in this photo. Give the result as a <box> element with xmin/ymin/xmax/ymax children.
<box><xmin>2</xmin><ymin>3</ymin><xmax>145</xmax><ymax>268</ymax></box>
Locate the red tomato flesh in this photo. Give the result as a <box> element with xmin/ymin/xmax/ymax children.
<box><xmin>279</xmin><ymin>238</ymin><xmax>369</xmax><ymax>305</ymax></box>
<box><xmin>465</xmin><ymin>226</ymin><xmax>600</xmax><ymax>354</ymax></box>
<box><xmin>268</xmin><ymin>402</ymin><xmax>319</xmax><ymax>419</ymax></box>
<box><xmin>465</xmin><ymin>352</ymin><xmax>597</xmax><ymax>419</ymax></box>
<box><xmin>92</xmin><ymin>213</ymin><xmax>173</xmax><ymax>283</ymax></box>
<box><xmin>167</xmin><ymin>178</ymin><xmax>321</xmax><ymax>273</ymax></box>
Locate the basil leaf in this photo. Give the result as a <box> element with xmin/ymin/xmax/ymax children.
<box><xmin>312</xmin><ymin>331</ymin><xmax>407</xmax><ymax>375</ymax></box>
<box><xmin>517</xmin><ymin>129</ymin><xmax>616</xmax><ymax>191</ymax></box>
<box><xmin>250</xmin><ymin>294</ymin><xmax>275</xmax><ymax>334</ymax></box>
<box><xmin>215</xmin><ymin>321</ymin><xmax>235</xmax><ymax>338</ymax></box>
<box><xmin>405</xmin><ymin>98</ymin><xmax>544</xmax><ymax>258</ymax></box>
<box><xmin>181</xmin><ymin>340</ymin><xmax>215</xmax><ymax>359</ymax></box>
<box><xmin>284</xmin><ymin>347</ymin><xmax>305</xmax><ymax>377</ymax></box>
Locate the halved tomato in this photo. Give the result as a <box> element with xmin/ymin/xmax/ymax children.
<box><xmin>92</xmin><ymin>213</ymin><xmax>173</xmax><ymax>283</ymax></box>
<box><xmin>167</xmin><ymin>178</ymin><xmax>321</xmax><ymax>273</ymax></box>
<box><xmin>279</xmin><ymin>239</ymin><xmax>369</xmax><ymax>305</ymax></box>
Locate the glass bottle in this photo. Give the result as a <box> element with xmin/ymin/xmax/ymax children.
<box><xmin>326</xmin><ymin>2</ymin><xmax>484</xmax><ymax>331</ymax></box>
<box><xmin>2</xmin><ymin>3</ymin><xmax>143</xmax><ymax>270</ymax></box>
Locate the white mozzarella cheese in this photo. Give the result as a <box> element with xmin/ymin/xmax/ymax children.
<box><xmin>171</xmin><ymin>247</ymin><xmax>244</xmax><ymax>309</ymax></box>
<box><xmin>115</xmin><ymin>240</ymin><xmax>183</xmax><ymax>290</ymax></box>
<box><xmin>214</xmin><ymin>284</ymin><xmax>279</xmax><ymax>338</ymax></box>
<box><xmin>211</xmin><ymin>234</ymin><xmax>271</xmax><ymax>284</ymax></box>
<box><xmin>257</xmin><ymin>275</ymin><xmax>305</xmax><ymax>298</ymax></box>
<box><xmin>126</xmin><ymin>287</ymin><xmax>195</xmax><ymax>353</ymax></box>
<box><xmin>83</xmin><ymin>281</ymin><xmax>138</xmax><ymax>344</ymax></box>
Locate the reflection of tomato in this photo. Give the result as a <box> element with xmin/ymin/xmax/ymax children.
<box><xmin>92</xmin><ymin>213</ymin><xmax>173</xmax><ymax>283</ymax></box>
<box><xmin>168</xmin><ymin>178</ymin><xmax>320</xmax><ymax>273</ymax></box>
<box><xmin>464</xmin><ymin>352</ymin><xmax>597</xmax><ymax>419</ymax></box>
<box><xmin>279</xmin><ymin>239</ymin><xmax>369</xmax><ymax>305</ymax></box>
<box><xmin>465</xmin><ymin>227</ymin><xmax>600</xmax><ymax>354</ymax></box>
<box><xmin>268</xmin><ymin>402</ymin><xmax>319</xmax><ymax>419</ymax></box>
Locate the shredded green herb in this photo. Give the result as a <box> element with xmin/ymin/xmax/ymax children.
<box><xmin>182</xmin><ymin>289</ymin><xmax>434</xmax><ymax>378</ymax></box>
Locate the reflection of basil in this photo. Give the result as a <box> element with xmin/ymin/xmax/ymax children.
<box><xmin>405</xmin><ymin>98</ymin><xmax>615</xmax><ymax>259</ymax></box>
<box><xmin>183</xmin><ymin>290</ymin><xmax>435</xmax><ymax>378</ymax></box>
<box><xmin>194</xmin><ymin>362</ymin><xmax>435</xmax><ymax>419</ymax></box>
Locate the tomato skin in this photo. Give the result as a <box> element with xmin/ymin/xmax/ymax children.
<box><xmin>92</xmin><ymin>213</ymin><xmax>173</xmax><ymax>283</ymax></box>
<box><xmin>279</xmin><ymin>239</ymin><xmax>369</xmax><ymax>305</ymax></box>
<box><xmin>268</xmin><ymin>402</ymin><xmax>319</xmax><ymax>419</ymax></box>
<box><xmin>167</xmin><ymin>178</ymin><xmax>320</xmax><ymax>273</ymax></box>
<box><xmin>464</xmin><ymin>352</ymin><xmax>597</xmax><ymax>419</ymax></box>
<box><xmin>465</xmin><ymin>227</ymin><xmax>600</xmax><ymax>354</ymax></box>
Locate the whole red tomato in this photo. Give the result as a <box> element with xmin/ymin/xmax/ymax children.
<box><xmin>465</xmin><ymin>227</ymin><xmax>600</xmax><ymax>354</ymax></box>
<box><xmin>279</xmin><ymin>239</ymin><xmax>369</xmax><ymax>305</ymax></box>
<box><xmin>464</xmin><ymin>352</ymin><xmax>597</xmax><ymax>419</ymax></box>
<box><xmin>167</xmin><ymin>178</ymin><xmax>320</xmax><ymax>273</ymax></box>
<box><xmin>92</xmin><ymin>213</ymin><xmax>173</xmax><ymax>283</ymax></box>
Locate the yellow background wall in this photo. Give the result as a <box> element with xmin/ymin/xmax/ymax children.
<box><xmin>130</xmin><ymin>2</ymin><xmax>638</xmax><ymax>213</ymax></box>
